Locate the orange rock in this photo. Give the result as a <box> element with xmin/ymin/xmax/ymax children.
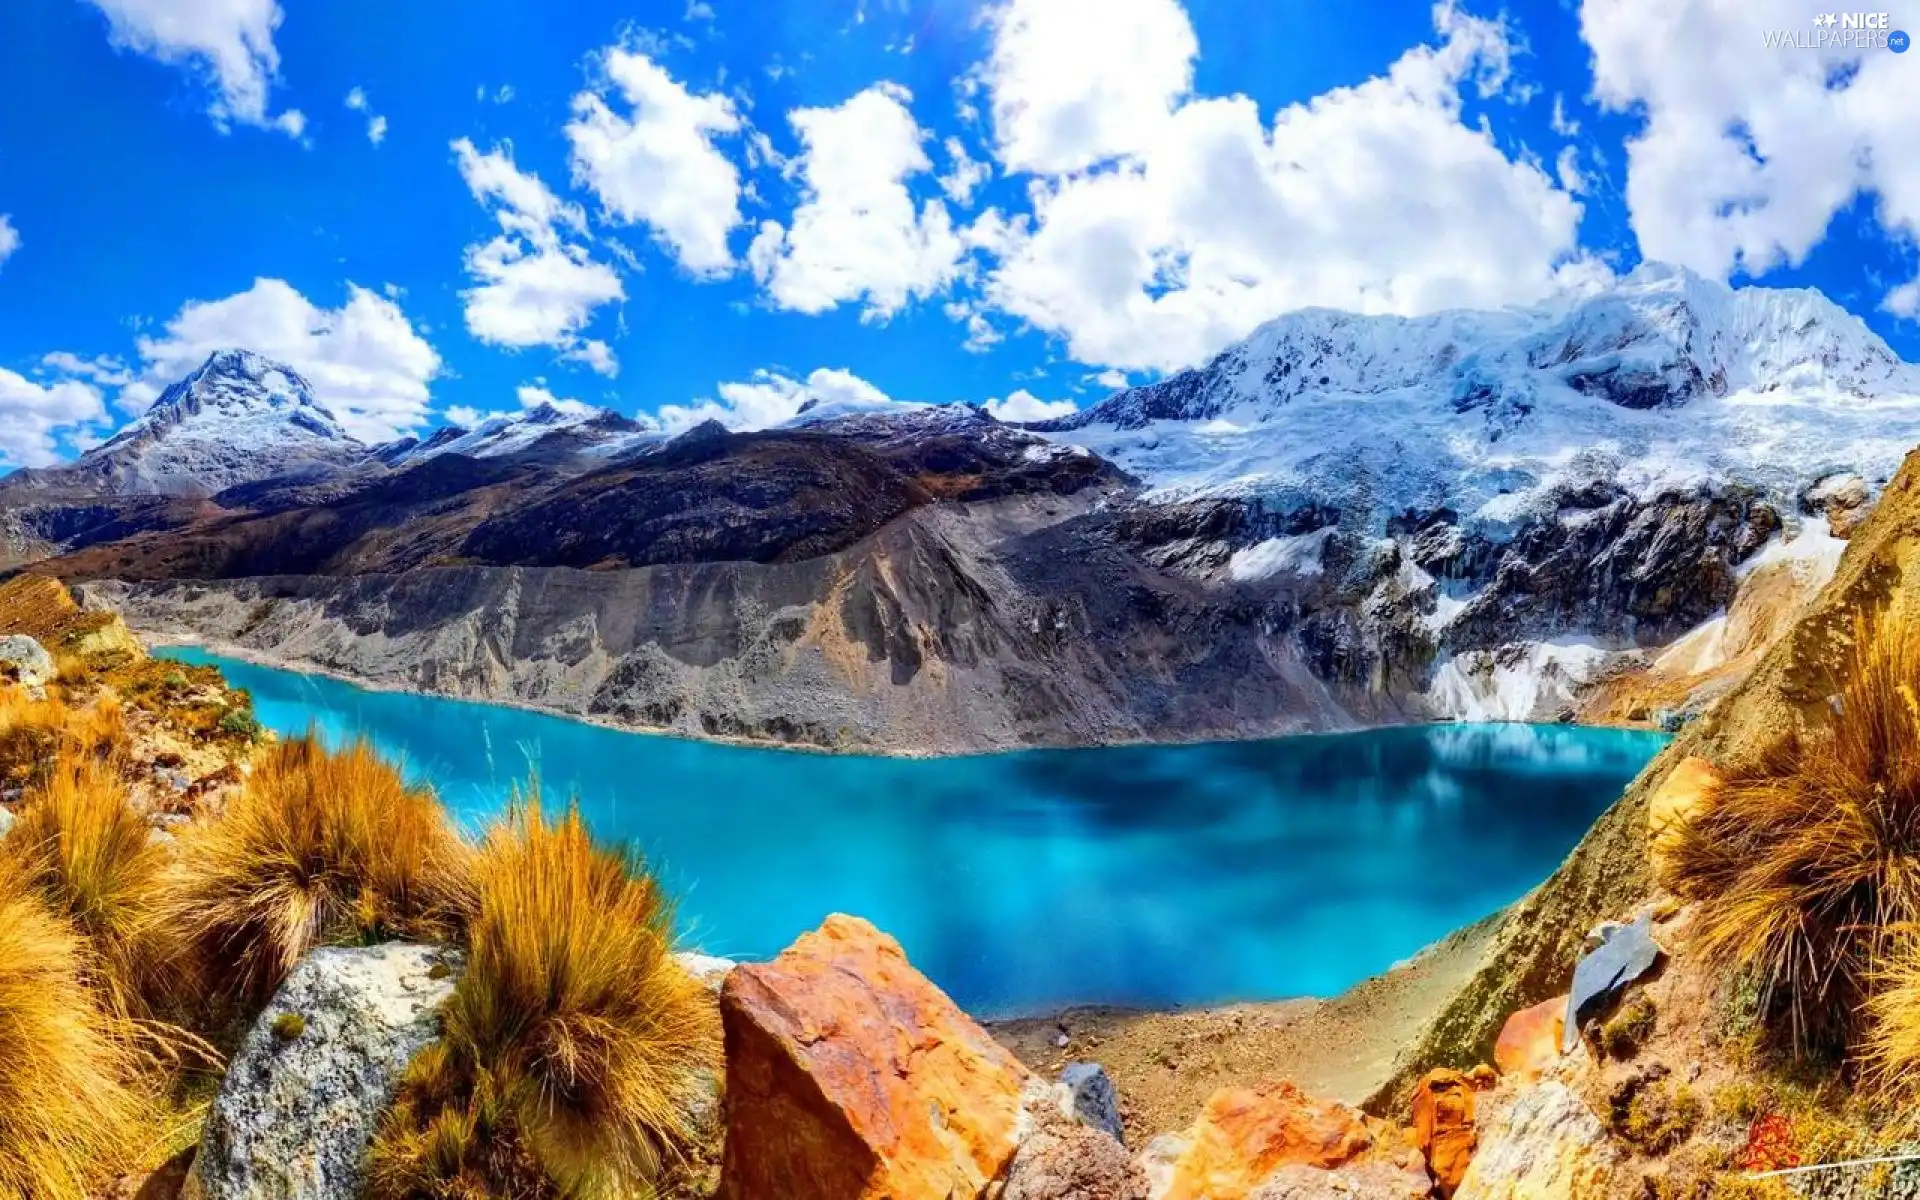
<box><xmin>717</xmin><ymin>914</ymin><xmax>1034</xmax><ymax>1200</ymax></box>
<box><xmin>1155</xmin><ymin>1082</ymin><xmax>1374</xmax><ymax>1200</ymax></box>
<box><xmin>1494</xmin><ymin>996</ymin><xmax>1567</xmax><ymax>1086</ymax></box>
<box><xmin>1647</xmin><ymin>756</ymin><xmax>1720</xmax><ymax>875</ymax></box>
<box><xmin>1412</xmin><ymin>1069</ymin><xmax>1481</xmax><ymax>1199</ymax></box>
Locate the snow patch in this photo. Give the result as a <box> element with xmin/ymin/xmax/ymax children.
<box><xmin>1228</xmin><ymin>528</ymin><xmax>1334</xmax><ymax>582</ymax></box>
<box><xmin>1425</xmin><ymin>641</ymin><xmax>1615</xmax><ymax>723</ymax></box>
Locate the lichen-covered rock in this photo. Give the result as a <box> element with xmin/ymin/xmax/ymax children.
<box><xmin>718</xmin><ymin>914</ymin><xmax>1034</xmax><ymax>1200</ymax></box>
<box><xmin>1001</xmin><ymin>1110</ymin><xmax>1147</xmax><ymax>1200</ymax></box>
<box><xmin>184</xmin><ymin>943</ymin><xmax>459</xmax><ymax>1200</ymax></box>
<box><xmin>1494</xmin><ymin>997</ymin><xmax>1567</xmax><ymax>1087</ymax></box>
<box><xmin>1146</xmin><ymin>1082</ymin><xmax>1375</xmax><ymax>1200</ymax></box>
<box><xmin>1454</xmin><ymin>1082</ymin><xmax>1619</xmax><ymax>1200</ymax></box>
<box><xmin>0</xmin><ymin>634</ymin><xmax>54</xmax><ymax>687</ymax></box>
<box><xmin>1246</xmin><ymin>1160</ymin><xmax>1434</xmax><ymax>1199</ymax></box>
<box><xmin>1055</xmin><ymin>1062</ymin><xmax>1125</xmax><ymax>1144</ymax></box>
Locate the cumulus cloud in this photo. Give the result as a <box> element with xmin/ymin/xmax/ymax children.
<box><xmin>982</xmin><ymin>389</ymin><xmax>1076</xmax><ymax>422</ymax></box>
<box><xmin>1888</xmin><ymin>277</ymin><xmax>1920</xmax><ymax>321</ymax></box>
<box><xmin>452</xmin><ymin>138</ymin><xmax>625</xmax><ymax>373</ymax></box>
<box><xmin>41</xmin><ymin>352</ymin><xmax>134</xmax><ymax>386</ymax></box>
<box><xmin>566</xmin><ymin>45</ymin><xmax>744</xmax><ymax>276</ymax></box>
<box><xmin>658</xmin><ymin>366</ymin><xmax>906</xmax><ymax>431</ymax></box>
<box><xmin>1581</xmin><ymin>0</ymin><xmax>1920</xmax><ymax>279</ymax></box>
<box><xmin>0</xmin><ymin>216</ymin><xmax>18</xmax><ymax>268</ymax></box>
<box><xmin>939</xmin><ymin>137</ymin><xmax>991</xmax><ymax>205</ymax></box>
<box><xmin>119</xmin><ymin>277</ymin><xmax>441</xmax><ymax>442</ymax></box>
<box><xmin>0</xmin><ymin>369</ymin><xmax>107</xmax><ymax>469</ymax></box>
<box><xmin>747</xmin><ymin>83</ymin><xmax>972</xmax><ymax>318</ymax></box>
<box><xmin>445</xmin><ymin>382</ymin><xmax>598</xmax><ymax>430</ymax></box>
<box><xmin>344</xmin><ymin>87</ymin><xmax>387</xmax><ymax>145</ymax></box>
<box><xmin>972</xmin><ymin>0</ymin><xmax>1589</xmax><ymax>372</ymax></box>
<box><xmin>81</xmin><ymin>0</ymin><xmax>305</xmax><ymax>136</ymax></box>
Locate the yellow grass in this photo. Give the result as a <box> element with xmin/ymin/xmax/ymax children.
<box><xmin>1667</xmin><ymin>616</ymin><xmax>1920</xmax><ymax>1053</ymax></box>
<box><xmin>1864</xmin><ymin>932</ymin><xmax>1920</xmax><ymax>1102</ymax></box>
<box><xmin>0</xmin><ymin>687</ymin><xmax>126</xmax><ymax>786</ymax></box>
<box><xmin>0</xmin><ymin>872</ymin><xmax>149</xmax><ymax>1200</ymax></box>
<box><xmin>369</xmin><ymin>796</ymin><xmax>719</xmax><ymax>1200</ymax></box>
<box><xmin>157</xmin><ymin>734</ymin><xmax>473</xmax><ymax>1006</ymax></box>
<box><xmin>2</xmin><ymin>753</ymin><xmax>184</xmax><ymax>1020</ymax></box>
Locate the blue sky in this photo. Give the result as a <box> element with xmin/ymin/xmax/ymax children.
<box><xmin>0</xmin><ymin>0</ymin><xmax>1916</xmax><ymax>466</ymax></box>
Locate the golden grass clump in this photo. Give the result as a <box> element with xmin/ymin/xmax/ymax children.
<box><xmin>369</xmin><ymin>798</ymin><xmax>719</xmax><ymax>1200</ymax></box>
<box><xmin>2</xmin><ymin>753</ymin><xmax>183</xmax><ymax>1020</ymax></box>
<box><xmin>0</xmin><ymin>872</ymin><xmax>149</xmax><ymax>1200</ymax></box>
<box><xmin>1863</xmin><ymin>933</ymin><xmax>1920</xmax><ymax>1100</ymax></box>
<box><xmin>158</xmin><ymin>734</ymin><xmax>473</xmax><ymax>1005</ymax></box>
<box><xmin>0</xmin><ymin>687</ymin><xmax>126</xmax><ymax>786</ymax></box>
<box><xmin>1667</xmin><ymin>616</ymin><xmax>1920</xmax><ymax>1053</ymax></box>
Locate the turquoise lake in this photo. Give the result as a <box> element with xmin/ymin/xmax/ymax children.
<box><xmin>161</xmin><ymin>647</ymin><xmax>1666</xmax><ymax>1016</ymax></box>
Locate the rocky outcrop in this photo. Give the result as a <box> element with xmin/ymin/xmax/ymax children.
<box><xmin>718</xmin><ymin>914</ymin><xmax>1035</xmax><ymax>1200</ymax></box>
<box><xmin>1493</xmin><ymin>997</ymin><xmax>1566</xmax><ymax>1087</ymax></box>
<box><xmin>1141</xmin><ymin>1083</ymin><xmax>1383</xmax><ymax>1200</ymax></box>
<box><xmin>1001</xmin><ymin>1109</ymin><xmax>1148</xmax><ymax>1200</ymax></box>
<box><xmin>0</xmin><ymin>634</ymin><xmax>54</xmax><ymax>687</ymax></box>
<box><xmin>1245</xmin><ymin>1162</ymin><xmax>1433</xmax><ymax>1199</ymax></box>
<box><xmin>185</xmin><ymin>943</ymin><xmax>459</xmax><ymax>1200</ymax></box>
<box><xmin>1453</xmin><ymin>1083</ymin><xmax>1618</xmax><ymax>1199</ymax></box>
<box><xmin>1411</xmin><ymin>1068</ymin><xmax>1493</xmax><ymax>1198</ymax></box>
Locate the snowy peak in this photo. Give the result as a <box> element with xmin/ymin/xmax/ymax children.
<box><xmin>116</xmin><ymin>350</ymin><xmax>349</xmax><ymax>447</ymax></box>
<box><xmin>390</xmin><ymin>403</ymin><xmax>660</xmax><ymax>466</ymax></box>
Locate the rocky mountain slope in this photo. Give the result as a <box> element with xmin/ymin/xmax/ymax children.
<box><xmin>12</xmin><ymin>266</ymin><xmax>1920</xmax><ymax>750</ymax></box>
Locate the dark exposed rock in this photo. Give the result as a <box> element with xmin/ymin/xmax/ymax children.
<box><xmin>1563</xmin><ymin>913</ymin><xmax>1664</xmax><ymax>1053</ymax></box>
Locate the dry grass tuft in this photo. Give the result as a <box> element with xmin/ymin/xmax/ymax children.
<box><xmin>0</xmin><ymin>872</ymin><xmax>149</xmax><ymax>1199</ymax></box>
<box><xmin>369</xmin><ymin>796</ymin><xmax>719</xmax><ymax>1200</ymax></box>
<box><xmin>1863</xmin><ymin>932</ymin><xmax>1920</xmax><ymax>1102</ymax></box>
<box><xmin>2</xmin><ymin>753</ymin><xmax>184</xmax><ymax>1020</ymax></box>
<box><xmin>158</xmin><ymin>734</ymin><xmax>473</xmax><ymax>1006</ymax></box>
<box><xmin>0</xmin><ymin>688</ymin><xmax>126</xmax><ymax>786</ymax></box>
<box><xmin>1667</xmin><ymin>616</ymin><xmax>1920</xmax><ymax>1053</ymax></box>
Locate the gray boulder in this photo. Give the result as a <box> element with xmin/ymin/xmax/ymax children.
<box><xmin>1564</xmin><ymin>913</ymin><xmax>1663</xmax><ymax>1052</ymax></box>
<box><xmin>1056</xmin><ymin>1062</ymin><xmax>1126</xmax><ymax>1144</ymax></box>
<box><xmin>1002</xmin><ymin>1111</ymin><xmax>1147</xmax><ymax>1200</ymax></box>
<box><xmin>185</xmin><ymin>943</ymin><xmax>460</xmax><ymax>1200</ymax></box>
<box><xmin>0</xmin><ymin>635</ymin><xmax>54</xmax><ymax>688</ymax></box>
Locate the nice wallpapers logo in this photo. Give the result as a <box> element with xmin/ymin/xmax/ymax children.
<box><xmin>1764</xmin><ymin>12</ymin><xmax>1911</xmax><ymax>50</ymax></box>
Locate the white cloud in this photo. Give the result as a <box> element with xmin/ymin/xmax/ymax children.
<box><xmin>0</xmin><ymin>216</ymin><xmax>18</xmax><ymax>268</ymax></box>
<box><xmin>563</xmin><ymin>339</ymin><xmax>619</xmax><ymax>377</ymax></box>
<box><xmin>685</xmin><ymin>0</ymin><xmax>716</xmax><ymax>20</ymax></box>
<box><xmin>983</xmin><ymin>389</ymin><xmax>1076</xmax><ymax>422</ymax></box>
<box><xmin>940</xmin><ymin>137</ymin><xmax>991</xmax><ymax>205</ymax></box>
<box><xmin>1888</xmin><ymin>277</ymin><xmax>1920</xmax><ymax>320</ymax></box>
<box><xmin>1581</xmin><ymin>0</ymin><xmax>1920</xmax><ymax>279</ymax></box>
<box><xmin>975</xmin><ymin>1</ymin><xmax>1588</xmax><ymax>372</ymax></box>
<box><xmin>1092</xmin><ymin>368</ymin><xmax>1129</xmax><ymax>389</ymax></box>
<box><xmin>658</xmin><ymin>366</ymin><xmax>905</xmax><ymax>431</ymax></box>
<box><xmin>977</xmin><ymin>0</ymin><xmax>1198</xmax><ymax>174</ymax></box>
<box><xmin>41</xmin><ymin>352</ymin><xmax>133</xmax><ymax>386</ymax></box>
<box><xmin>452</xmin><ymin>138</ymin><xmax>626</xmax><ymax>364</ymax></box>
<box><xmin>1549</xmin><ymin>92</ymin><xmax>1580</xmax><ymax>137</ymax></box>
<box><xmin>566</xmin><ymin>46</ymin><xmax>744</xmax><ymax>276</ymax></box>
<box><xmin>446</xmin><ymin>382</ymin><xmax>598</xmax><ymax>430</ymax></box>
<box><xmin>1555</xmin><ymin>145</ymin><xmax>1587</xmax><ymax>194</ymax></box>
<box><xmin>82</xmin><ymin>0</ymin><xmax>305</xmax><ymax>136</ymax></box>
<box><xmin>0</xmin><ymin>369</ymin><xmax>107</xmax><ymax>468</ymax></box>
<box><xmin>122</xmin><ymin>277</ymin><xmax>441</xmax><ymax>442</ymax></box>
<box><xmin>749</xmin><ymin>83</ymin><xmax>970</xmax><ymax>318</ymax></box>
<box><xmin>345</xmin><ymin>87</ymin><xmax>387</xmax><ymax>145</ymax></box>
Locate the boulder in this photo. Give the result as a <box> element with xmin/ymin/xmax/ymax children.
<box><xmin>1056</xmin><ymin>1062</ymin><xmax>1126</xmax><ymax>1144</ymax></box>
<box><xmin>1145</xmin><ymin>1082</ymin><xmax>1374</xmax><ymax>1200</ymax></box>
<box><xmin>184</xmin><ymin>943</ymin><xmax>460</xmax><ymax>1200</ymax></box>
<box><xmin>674</xmin><ymin>951</ymin><xmax>738</xmax><ymax>992</ymax></box>
<box><xmin>1001</xmin><ymin>1109</ymin><xmax>1148</xmax><ymax>1200</ymax></box>
<box><xmin>1247</xmin><ymin>1161</ymin><xmax>1434</xmax><ymax>1199</ymax></box>
<box><xmin>1412</xmin><ymin>1068</ymin><xmax>1493</xmax><ymax>1198</ymax></box>
<box><xmin>718</xmin><ymin>914</ymin><xmax>1034</xmax><ymax>1200</ymax></box>
<box><xmin>1646</xmin><ymin>757</ymin><xmax>1718</xmax><ymax>877</ymax></box>
<box><xmin>1454</xmin><ymin>1082</ymin><xmax>1619</xmax><ymax>1199</ymax></box>
<box><xmin>0</xmin><ymin>634</ymin><xmax>54</xmax><ymax>687</ymax></box>
<box><xmin>1493</xmin><ymin>996</ymin><xmax>1567</xmax><ymax>1086</ymax></box>
<box><xmin>1563</xmin><ymin>914</ymin><xmax>1663</xmax><ymax>1053</ymax></box>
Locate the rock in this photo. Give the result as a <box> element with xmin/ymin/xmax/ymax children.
<box><xmin>673</xmin><ymin>951</ymin><xmax>737</xmax><ymax>992</ymax></box>
<box><xmin>1646</xmin><ymin>756</ymin><xmax>1718</xmax><ymax>877</ymax></box>
<box><xmin>1001</xmin><ymin>1109</ymin><xmax>1148</xmax><ymax>1200</ymax></box>
<box><xmin>184</xmin><ymin>943</ymin><xmax>459</xmax><ymax>1200</ymax></box>
<box><xmin>1056</xmin><ymin>1062</ymin><xmax>1126</xmax><ymax>1144</ymax></box>
<box><xmin>1147</xmin><ymin>1082</ymin><xmax>1374</xmax><ymax>1200</ymax></box>
<box><xmin>1247</xmin><ymin>1161</ymin><xmax>1434</xmax><ymax>1199</ymax></box>
<box><xmin>718</xmin><ymin>914</ymin><xmax>1034</xmax><ymax>1200</ymax></box>
<box><xmin>1494</xmin><ymin>997</ymin><xmax>1567</xmax><ymax>1086</ymax></box>
<box><xmin>1412</xmin><ymin>1068</ymin><xmax>1492</xmax><ymax>1198</ymax></box>
<box><xmin>0</xmin><ymin>634</ymin><xmax>54</xmax><ymax>687</ymax></box>
<box><xmin>0</xmin><ymin>807</ymin><xmax>14</xmax><ymax>841</ymax></box>
<box><xmin>1563</xmin><ymin>913</ymin><xmax>1662</xmax><ymax>1053</ymax></box>
<box><xmin>1804</xmin><ymin>473</ymin><xmax>1873</xmax><ymax>538</ymax></box>
<box><xmin>1454</xmin><ymin>1082</ymin><xmax>1619</xmax><ymax>1200</ymax></box>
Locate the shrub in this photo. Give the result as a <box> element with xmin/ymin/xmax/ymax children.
<box><xmin>1863</xmin><ymin>932</ymin><xmax>1920</xmax><ymax>1100</ymax></box>
<box><xmin>369</xmin><ymin>797</ymin><xmax>719</xmax><ymax>1200</ymax></box>
<box><xmin>2</xmin><ymin>753</ymin><xmax>183</xmax><ymax>1020</ymax></box>
<box><xmin>0</xmin><ymin>872</ymin><xmax>148</xmax><ymax>1199</ymax></box>
<box><xmin>1666</xmin><ymin>617</ymin><xmax>1920</xmax><ymax>1053</ymax></box>
<box><xmin>0</xmin><ymin>689</ymin><xmax>126</xmax><ymax>787</ymax></box>
<box><xmin>157</xmin><ymin>735</ymin><xmax>473</xmax><ymax>1006</ymax></box>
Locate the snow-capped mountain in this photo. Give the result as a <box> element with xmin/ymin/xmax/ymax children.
<box><xmin>383</xmin><ymin>403</ymin><xmax>660</xmax><ymax>466</ymax></box>
<box><xmin>1042</xmin><ymin>264</ymin><xmax>1920</xmax><ymax>534</ymax></box>
<box><xmin>7</xmin><ymin>350</ymin><xmax>369</xmax><ymax>497</ymax></box>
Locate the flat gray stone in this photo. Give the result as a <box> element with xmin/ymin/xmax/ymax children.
<box><xmin>1058</xmin><ymin>1062</ymin><xmax>1126</xmax><ymax>1145</ymax></box>
<box><xmin>185</xmin><ymin>943</ymin><xmax>460</xmax><ymax>1200</ymax></box>
<box><xmin>1564</xmin><ymin>912</ymin><xmax>1662</xmax><ymax>1052</ymax></box>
